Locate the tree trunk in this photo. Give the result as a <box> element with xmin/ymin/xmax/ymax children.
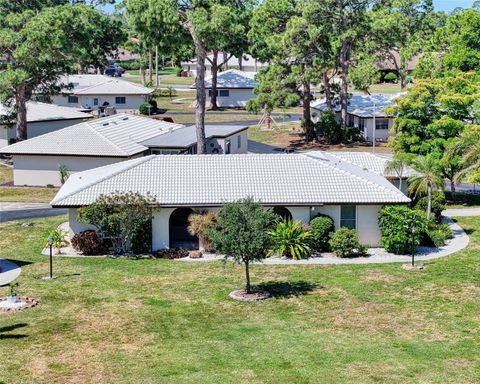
<box><xmin>244</xmin><ymin>258</ymin><xmax>251</xmax><ymax>293</ymax></box>
<box><xmin>266</xmin><ymin>110</ymin><xmax>271</xmax><ymax>130</ymax></box>
<box><xmin>140</xmin><ymin>65</ymin><xmax>146</xmax><ymax>86</ymax></box>
<box><xmin>399</xmin><ymin>69</ymin><xmax>406</xmax><ymax>89</ymax></box>
<box><xmin>398</xmin><ymin>177</ymin><xmax>403</xmax><ymax>193</ymax></box>
<box><xmin>339</xmin><ymin>41</ymin><xmax>350</xmax><ymax>131</ymax></box>
<box><xmin>148</xmin><ymin>47</ymin><xmax>153</xmax><ymax>84</ymax></box>
<box><xmin>322</xmin><ymin>71</ymin><xmax>333</xmax><ymax>111</ymax></box>
<box><xmin>223</xmin><ymin>51</ymin><xmax>229</xmax><ymax>70</ymax></box>
<box><xmin>15</xmin><ymin>86</ymin><xmax>27</xmax><ymax>141</ymax></box>
<box><xmin>302</xmin><ymin>81</ymin><xmax>314</xmax><ymax>141</ymax></box>
<box><xmin>210</xmin><ymin>50</ymin><xmax>219</xmax><ymax>110</ymax></box>
<box><xmin>427</xmin><ymin>185</ymin><xmax>432</xmax><ymax>220</ymax></box>
<box><xmin>450</xmin><ymin>180</ymin><xmax>456</xmax><ymax>203</ymax></box>
<box><xmin>238</xmin><ymin>55</ymin><xmax>243</xmax><ymax>71</ymax></box>
<box><xmin>193</xmin><ymin>37</ymin><xmax>207</xmax><ymax>154</ymax></box>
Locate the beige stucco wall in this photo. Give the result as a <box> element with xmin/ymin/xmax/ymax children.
<box><xmin>205</xmin><ymin>89</ymin><xmax>256</xmax><ymax>108</ymax></box>
<box><xmin>12</xmin><ymin>155</ymin><xmax>126</xmax><ymax>187</ymax></box>
<box><xmin>68</xmin><ymin>208</ymin><xmax>96</xmax><ymax>237</ymax></box>
<box><xmin>51</xmin><ymin>94</ymin><xmax>148</xmax><ymax>111</ymax></box>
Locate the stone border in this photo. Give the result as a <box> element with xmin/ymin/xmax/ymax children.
<box><xmin>229</xmin><ymin>290</ymin><xmax>271</xmax><ymax>301</ymax></box>
<box><xmin>0</xmin><ymin>297</ymin><xmax>39</xmax><ymax>313</ymax></box>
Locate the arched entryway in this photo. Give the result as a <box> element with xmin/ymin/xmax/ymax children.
<box><xmin>272</xmin><ymin>206</ymin><xmax>293</xmax><ymax>221</ymax></box>
<box><xmin>169</xmin><ymin>208</ymin><xmax>199</xmax><ymax>250</ymax></box>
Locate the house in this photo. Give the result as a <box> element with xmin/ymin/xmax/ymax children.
<box><xmin>0</xmin><ymin>113</ymin><xmax>248</xmax><ymax>186</ymax></box>
<box><xmin>197</xmin><ymin>70</ymin><xmax>257</xmax><ymax>108</ymax></box>
<box><xmin>49</xmin><ymin>74</ymin><xmax>154</xmax><ymax>111</ymax></box>
<box><xmin>0</xmin><ymin>101</ymin><xmax>93</xmax><ymax>147</ymax></box>
<box><xmin>311</xmin><ymin>94</ymin><xmax>399</xmax><ymax>142</ymax></box>
<box><xmin>182</xmin><ymin>53</ymin><xmax>267</xmax><ymax>77</ymax></box>
<box><xmin>314</xmin><ymin>152</ymin><xmax>416</xmax><ymax>195</ymax></box>
<box><xmin>51</xmin><ymin>152</ymin><xmax>410</xmax><ymax>250</ymax></box>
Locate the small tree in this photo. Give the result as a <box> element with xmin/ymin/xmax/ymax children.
<box><xmin>187</xmin><ymin>211</ymin><xmax>217</xmax><ymax>251</ymax></box>
<box><xmin>58</xmin><ymin>165</ymin><xmax>70</xmax><ymax>185</ymax></box>
<box><xmin>45</xmin><ymin>229</ymin><xmax>69</xmax><ymax>255</ymax></box>
<box><xmin>208</xmin><ymin>198</ymin><xmax>275</xmax><ymax>294</ymax></box>
<box><xmin>78</xmin><ymin>192</ymin><xmax>156</xmax><ymax>255</ymax></box>
<box><xmin>385</xmin><ymin>155</ymin><xmax>409</xmax><ymax>192</ymax></box>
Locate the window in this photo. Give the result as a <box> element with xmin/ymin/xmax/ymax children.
<box><xmin>93</xmin><ymin>98</ymin><xmax>99</xmax><ymax>106</ymax></box>
<box><xmin>340</xmin><ymin>205</ymin><xmax>356</xmax><ymax>229</ymax></box>
<box><xmin>358</xmin><ymin>118</ymin><xmax>365</xmax><ymax>132</ymax></box>
<box><xmin>375</xmin><ymin>118</ymin><xmax>389</xmax><ymax>130</ymax></box>
<box><xmin>347</xmin><ymin>114</ymin><xmax>355</xmax><ymax>127</ymax></box>
<box><xmin>115</xmin><ymin>96</ymin><xmax>126</xmax><ymax>105</ymax></box>
<box><xmin>68</xmin><ymin>96</ymin><xmax>78</xmax><ymax>104</ymax></box>
<box><xmin>237</xmin><ymin>135</ymin><xmax>241</xmax><ymax>149</ymax></box>
<box><xmin>219</xmin><ymin>90</ymin><xmax>229</xmax><ymax>97</ymax></box>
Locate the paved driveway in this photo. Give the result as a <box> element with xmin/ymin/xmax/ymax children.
<box><xmin>0</xmin><ymin>203</ymin><xmax>67</xmax><ymax>223</ymax></box>
<box><xmin>443</xmin><ymin>207</ymin><xmax>480</xmax><ymax>217</ymax></box>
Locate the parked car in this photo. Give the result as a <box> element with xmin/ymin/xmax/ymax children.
<box><xmin>104</xmin><ymin>66</ymin><xmax>123</xmax><ymax>77</ymax></box>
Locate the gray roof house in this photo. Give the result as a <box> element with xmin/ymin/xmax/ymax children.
<box><xmin>311</xmin><ymin>94</ymin><xmax>401</xmax><ymax>143</ymax></box>
<box><xmin>195</xmin><ymin>70</ymin><xmax>258</xmax><ymax>108</ymax></box>
<box><xmin>0</xmin><ymin>114</ymin><xmax>248</xmax><ymax>187</ymax></box>
<box><xmin>0</xmin><ymin>101</ymin><xmax>92</xmax><ymax>147</ymax></box>
<box><xmin>49</xmin><ymin>74</ymin><xmax>154</xmax><ymax>112</ymax></box>
<box><xmin>52</xmin><ymin>152</ymin><xmax>410</xmax><ymax>250</ymax></box>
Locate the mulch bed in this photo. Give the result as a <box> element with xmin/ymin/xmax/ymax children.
<box><xmin>229</xmin><ymin>290</ymin><xmax>271</xmax><ymax>302</ymax></box>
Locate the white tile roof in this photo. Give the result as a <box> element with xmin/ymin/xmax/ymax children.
<box><xmin>202</xmin><ymin>70</ymin><xmax>257</xmax><ymax>89</ymax></box>
<box><xmin>320</xmin><ymin>152</ymin><xmax>417</xmax><ymax>178</ymax></box>
<box><xmin>311</xmin><ymin>94</ymin><xmax>400</xmax><ymax>118</ymax></box>
<box><xmin>0</xmin><ymin>114</ymin><xmax>184</xmax><ymax>157</ymax></box>
<box><xmin>59</xmin><ymin>74</ymin><xmax>154</xmax><ymax>95</ymax></box>
<box><xmin>0</xmin><ymin>101</ymin><xmax>92</xmax><ymax>123</ymax></box>
<box><xmin>51</xmin><ymin>153</ymin><xmax>410</xmax><ymax>207</ymax></box>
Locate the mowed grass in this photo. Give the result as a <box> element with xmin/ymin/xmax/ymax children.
<box><xmin>0</xmin><ymin>186</ymin><xmax>58</xmax><ymax>203</ymax></box>
<box><xmin>0</xmin><ymin>216</ymin><xmax>479</xmax><ymax>383</ymax></box>
<box><xmin>0</xmin><ymin>164</ymin><xmax>13</xmax><ymax>184</ymax></box>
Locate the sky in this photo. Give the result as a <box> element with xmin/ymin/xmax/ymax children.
<box><xmin>101</xmin><ymin>0</ymin><xmax>478</xmax><ymax>14</ymax></box>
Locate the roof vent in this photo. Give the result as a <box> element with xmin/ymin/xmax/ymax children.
<box><xmin>102</xmin><ymin>122</ymin><xmax>109</xmax><ymax>126</ymax></box>
<box><xmin>122</xmin><ymin>117</ymin><xmax>129</xmax><ymax>121</ymax></box>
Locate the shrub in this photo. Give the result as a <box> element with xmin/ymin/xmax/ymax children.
<box><xmin>119</xmin><ymin>61</ymin><xmax>141</xmax><ymax>71</ymax></box>
<box><xmin>175</xmin><ymin>67</ymin><xmax>183</xmax><ymax>77</ymax></box>
<box><xmin>314</xmin><ymin>110</ymin><xmax>342</xmax><ymax>144</ymax></box>
<box><xmin>268</xmin><ymin>219</ymin><xmax>311</xmax><ymax>260</ymax></box>
<box><xmin>415</xmin><ymin>191</ymin><xmax>446</xmax><ymax>223</ymax></box>
<box><xmin>154</xmin><ymin>248</ymin><xmax>189</xmax><ymax>259</ymax></box>
<box><xmin>378</xmin><ymin>206</ymin><xmax>428</xmax><ymax>254</ymax></box>
<box><xmin>309</xmin><ymin>214</ymin><xmax>335</xmax><ymax>252</ymax></box>
<box><xmin>329</xmin><ymin>227</ymin><xmax>367</xmax><ymax>258</ymax></box>
<box><xmin>139</xmin><ymin>102</ymin><xmax>153</xmax><ymax>115</ymax></box>
<box><xmin>384</xmin><ymin>72</ymin><xmax>398</xmax><ymax>82</ymax></box>
<box><xmin>45</xmin><ymin>229</ymin><xmax>69</xmax><ymax>254</ymax></box>
<box><xmin>71</xmin><ymin>230</ymin><xmax>106</xmax><ymax>255</ymax></box>
<box><xmin>437</xmin><ymin>223</ymin><xmax>453</xmax><ymax>239</ymax></box>
<box><xmin>131</xmin><ymin>216</ymin><xmax>152</xmax><ymax>254</ymax></box>
<box><xmin>423</xmin><ymin>229</ymin><xmax>446</xmax><ymax>248</ymax></box>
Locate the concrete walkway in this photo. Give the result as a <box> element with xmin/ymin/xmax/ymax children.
<box><xmin>0</xmin><ymin>259</ymin><xmax>21</xmax><ymax>286</ymax></box>
<box><xmin>178</xmin><ymin>218</ymin><xmax>469</xmax><ymax>265</ymax></box>
<box><xmin>443</xmin><ymin>207</ymin><xmax>480</xmax><ymax>217</ymax></box>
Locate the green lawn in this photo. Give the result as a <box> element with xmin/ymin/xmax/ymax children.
<box><xmin>0</xmin><ymin>216</ymin><xmax>479</xmax><ymax>383</ymax></box>
<box><xmin>0</xmin><ymin>164</ymin><xmax>12</xmax><ymax>184</ymax></box>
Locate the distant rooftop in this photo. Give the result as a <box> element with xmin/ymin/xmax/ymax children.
<box><xmin>58</xmin><ymin>74</ymin><xmax>154</xmax><ymax>95</ymax></box>
<box><xmin>200</xmin><ymin>70</ymin><xmax>258</xmax><ymax>89</ymax></box>
<box><xmin>311</xmin><ymin>94</ymin><xmax>401</xmax><ymax>118</ymax></box>
<box><xmin>0</xmin><ymin>101</ymin><xmax>92</xmax><ymax>124</ymax></box>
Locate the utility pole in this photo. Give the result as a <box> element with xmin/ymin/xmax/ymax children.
<box><xmin>155</xmin><ymin>45</ymin><xmax>159</xmax><ymax>88</ymax></box>
<box><xmin>372</xmin><ymin>98</ymin><xmax>376</xmax><ymax>154</ymax></box>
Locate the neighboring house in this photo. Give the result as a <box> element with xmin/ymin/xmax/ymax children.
<box><xmin>196</xmin><ymin>70</ymin><xmax>257</xmax><ymax>108</ymax></box>
<box><xmin>182</xmin><ymin>53</ymin><xmax>267</xmax><ymax>77</ymax></box>
<box><xmin>318</xmin><ymin>152</ymin><xmax>417</xmax><ymax>195</ymax></box>
<box><xmin>375</xmin><ymin>51</ymin><xmax>441</xmax><ymax>79</ymax></box>
<box><xmin>0</xmin><ymin>114</ymin><xmax>248</xmax><ymax>186</ymax></box>
<box><xmin>0</xmin><ymin>101</ymin><xmax>93</xmax><ymax>148</ymax></box>
<box><xmin>311</xmin><ymin>94</ymin><xmax>399</xmax><ymax>142</ymax></box>
<box><xmin>49</xmin><ymin>74</ymin><xmax>154</xmax><ymax>111</ymax></box>
<box><xmin>51</xmin><ymin>152</ymin><xmax>410</xmax><ymax>250</ymax></box>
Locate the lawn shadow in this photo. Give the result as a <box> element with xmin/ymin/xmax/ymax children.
<box><xmin>0</xmin><ymin>323</ymin><xmax>28</xmax><ymax>340</ymax></box>
<box><xmin>256</xmin><ymin>281</ymin><xmax>319</xmax><ymax>298</ymax></box>
<box><xmin>5</xmin><ymin>259</ymin><xmax>33</xmax><ymax>267</ymax></box>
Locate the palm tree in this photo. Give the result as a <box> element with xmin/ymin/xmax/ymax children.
<box><xmin>385</xmin><ymin>156</ymin><xmax>409</xmax><ymax>192</ymax></box>
<box><xmin>187</xmin><ymin>211</ymin><xmax>217</xmax><ymax>251</ymax></box>
<box><xmin>408</xmin><ymin>156</ymin><xmax>444</xmax><ymax>220</ymax></box>
<box><xmin>452</xmin><ymin>126</ymin><xmax>480</xmax><ymax>184</ymax></box>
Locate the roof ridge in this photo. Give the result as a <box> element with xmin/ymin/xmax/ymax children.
<box><xmin>85</xmin><ymin>119</ymin><xmax>131</xmax><ymax>156</ymax></box>
<box><xmin>301</xmin><ymin>153</ymin><xmax>405</xmax><ymax>199</ymax></box>
<box><xmin>51</xmin><ymin>155</ymin><xmax>156</xmax><ymax>205</ymax></box>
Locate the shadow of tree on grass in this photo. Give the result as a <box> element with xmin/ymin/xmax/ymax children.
<box><xmin>255</xmin><ymin>281</ymin><xmax>319</xmax><ymax>298</ymax></box>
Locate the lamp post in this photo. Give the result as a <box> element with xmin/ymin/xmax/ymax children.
<box><xmin>43</xmin><ymin>237</ymin><xmax>56</xmax><ymax>280</ymax></box>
